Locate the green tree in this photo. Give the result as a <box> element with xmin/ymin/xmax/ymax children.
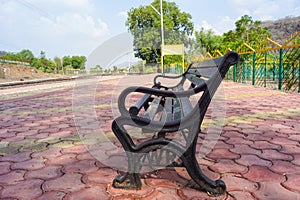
<box><xmin>71</xmin><ymin>56</ymin><xmax>86</xmax><ymax>70</ymax></box>
<box><xmin>126</xmin><ymin>0</ymin><xmax>193</xmax><ymax>64</ymax></box>
<box><xmin>90</xmin><ymin>64</ymin><xmax>103</xmax><ymax>74</ymax></box>
<box><xmin>0</xmin><ymin>49</ymin><xmax>34</xmax><ymax>63</ymax></box>
<box><xmin>19</xmin><ymin>49</ymin><xmax>35</xmax><ymax>62</ymax></box>
<box><xmin>54</xmin><ymin>57</ymin><xmax>62</xmax><ymax>74</ymax></box>
<box><xmin>222</xmin><ymin>15</ymin><xmax>270</xmax><ymax>50</ymax></box>
<box><xmin>112</xmin><ymin>66</ymin><xmax>118</xmax><ymax>72</ymax></box>
<box><xmin>62</xmin><ymin>56</ymin><xmax>72</xmax><ymax>68</ymax></box>
<box><xmin>31</xmin><ymin>57</ymin><xmax>55</xmax><ymax>73</ymax></box>
<box><xmin>30</xmin><ymin>58</ymin><xmax>41</xmax><ymax>70</ymax></box>
<box><xmin>195</xmin><ymin>28</ymin><xmax>223</xmax><ymax>54</ymax></box>
<box><xmin>40</xmin><ymin>51</ymin><xmax>46</xmax><ymax>59</ymax></box>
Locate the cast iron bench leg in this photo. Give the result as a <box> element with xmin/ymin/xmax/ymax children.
<box><xmin>113</xmin><ymin>171</ymin><xmax>142</xmax><ymax>190</ymax></box>
<box><xmin>111</xmin><ymin>120</ymin><xmax>142</xmax><ymax>190</ymax></box>
<box><xmin>111</xmin><ymin>119</ymin><xmax>226</xmax><ymax>194</ymax></box>
<box><xmin>181</xmin><ymin>138</ymin><xmax>226</xmax><ymax>195</ymax></box>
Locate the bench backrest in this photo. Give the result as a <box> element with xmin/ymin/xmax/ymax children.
<box><xmin>183</xmin><ymin>52</ymin><xmax>237</xmax><ymax>88</ymax></box>
<box><xmin>181</xmin><ymin>51</ymin><xmax>239</xmax><ymax>126</ymax></box>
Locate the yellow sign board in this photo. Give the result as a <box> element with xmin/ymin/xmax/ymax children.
<box><xmin>162</xmin><ymin>44</ymin><xmax>184</xmax><ymax>56</ymax></box>
<box><xmin>161</xmin><ymin>44</ymin><xmax>185</xmax><ymax>73</ymax></box>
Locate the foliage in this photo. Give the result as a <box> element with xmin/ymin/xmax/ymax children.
<box><xmin>0</xmin><ymin>49</ymin><xmax>34</xmax><ymax>62</ymax></box>
<box><xmin>71</xmin><ymin>56</ymin><xmax>86</xmax><ymax>70</ymax></box>
<box><xmin>222</xmin><ymin>15</ymin><xmax>270</xmax><ymax>51</ymax></box>
<box><xmin>90</xmin><ymin>65</ymin><xmax>103</xmax><ymax>74</ymax></box>
<box><xmin>54</xmin><ymin>57</ymin><xmax>62</xmax><ymax>74</ymax></box>
<box><xmin>193</xmin><ymin>15</ymin><xmax>271</xmax><ymax>54</ymax></box>
<box><xmin>0</xmin><ymin>49</ymin><xmax>86</xmax><ymax>73</ymax></box>
<box><xmin>112</xmin><ymin>66</ymin><xmax>118</xmax><ymax>72</ymax></box>
<box><xmin>62</xmin><ymin>56</ymin><xmax>86</xmax><ymax>70</ymax></box>
<box><xmin>126</xmin><ymin>0</ymin><xmax>193</xmax><ymax>65</ymax></box>
<box><xmin>194</xmin><ymin>28</ymin><xmax>223</xmax><ymax>54</ymax></box>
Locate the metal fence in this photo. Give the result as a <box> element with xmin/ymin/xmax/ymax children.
<box><xmin>226</xmin><ymin>32</ymin><xmax>300</xmax><ymax>93</ymax></box>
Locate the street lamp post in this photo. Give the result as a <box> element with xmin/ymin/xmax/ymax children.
<box><xmin>150</xmin><ymin>0</ymin><xmax>164</xmax><ymax>74</ymax></box>
<box><xmin>160</xmin><ymin>0</ymin><xmax>164</xmax><ymax>74</ymax></box>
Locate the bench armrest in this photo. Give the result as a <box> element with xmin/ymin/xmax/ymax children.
<box><xmin>118</xmin><ymin>85</ymin><xmax>206</xmax><ymax>117</ymax></box>
<box><xmin>153</xmin><ymin>74</ymin><xmax>184</xmax><ymax>89</ymax></box>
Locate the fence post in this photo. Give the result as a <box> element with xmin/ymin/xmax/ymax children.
<box><xmin>264</xmin><ymin>53</ymin><xmax>267</xmax><ymax>87</ymax></box>
<box><xmin>242</xmin><ymin>62</ymin><xmax>246</xmax><ymax>83</ymax></box>
<box><xmin>252</xmin><ymin>53</ymin><xmax>256</xmax><ymax>85</ymax></box>
<box><xmin>233</xmin><ymin>64</ymin><xmax>237</xmax><ymax>82</ymax></box>
<box><xmin>278</xmin><ymin>49</ymin><xmax>283</xmax><ymax>90</ymax></box>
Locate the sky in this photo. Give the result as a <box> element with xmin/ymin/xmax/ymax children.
<box><xmin>0</xmin><ymin>0</ymin><xmax>299</xmax><ymax>59</ymax></box>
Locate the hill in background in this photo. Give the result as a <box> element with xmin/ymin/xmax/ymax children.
<box><xmin>262</xmin><ymin>16</ymin><xmax>300</xmax><ymax>45</ymax></box>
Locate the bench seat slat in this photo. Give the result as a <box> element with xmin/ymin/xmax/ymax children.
<box><xmin>173</xmin><ymin>98</ymin><xmax>182</xmax><ymax>120</ymax></box>
<box><xmin>160</xmin><ymin>97</ymin><xmax>173</xmax><ymax>123</ymax></box>
<box><xmin>129</xmin><ymin>94</ymin><xmax>151</xmax><ymax>115</ymax></box>
<box><xmin>143</xmin><ymin>96</ymin><xmax>162</xmax><ymax>120</ymax></box>
<box><xmin>179</xmin><ymin>96</ymin><xmax>193</xmax><ymax>117</ymax></box>
<box><xmin>176</xmin><ymin>85</ymin><xmax>193</xmax><ymax>117</ymax></box>
<box><xmin>171</xmin><ymin>85</ymin><xmax>193</xmax><ymax>120</ymax></box>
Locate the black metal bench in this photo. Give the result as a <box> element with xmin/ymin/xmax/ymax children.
<box><xmin>111</xmin><ymin>51</ymin><xmax>239</xmax><ymax>195</ymax></box>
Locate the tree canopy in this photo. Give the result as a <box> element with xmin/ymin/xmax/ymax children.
<box><xmin>194</xmin><ymin>28</ymin><xmax>223</xmax><ymax>55</ymax></box>
<box><xmin>194</xmin><ymin>15</ymin><xmax>271</xmax><ymax>55</ymax></box>
<box><xmin>126</xmin><ymin>0</ymin><xmax>194</xmax><ymax>64</ymax></box>
<box><xmin>0</xmin><ymin>49</ymin><xmax>86</xmax><ymax>73</ymax></box>
<box><xmin>222</xmin><ymin>15</ymin><xmax>270</xmax><ymax>51</ymax></box>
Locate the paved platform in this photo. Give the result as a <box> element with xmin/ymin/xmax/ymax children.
<box><xmin>0</xmin><ymin>74</ymin><xmax>300</xmax><ymax>199</ymax></box>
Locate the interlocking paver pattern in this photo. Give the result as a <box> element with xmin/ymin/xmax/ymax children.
<box><xmin>0</xmin><ymin>74</ymin><xmax>300</xmax><ymax>199</ymax></box>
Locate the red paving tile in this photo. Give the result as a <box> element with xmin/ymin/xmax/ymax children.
<box><xmin>260</xmin><ymin>149</ymin><xmax>294</xmax><ymax>161</ymax></box>
<box><xmin>221</xmin><ymin>174</ymin><xmax>259</xmax><ymax>192</ymax></box>
<box><xmin>35</xmin><ymin>191</ymin><xmax>66</xmax><ymax>200</ymax></box>
<box><xmin>269</xmin><ymin>160</ymin><xmax>300</xmax><ymax>175</ymax></box>
<box><xmin>243</xmin><ymin>165</ymin><xmax>286</xmax><ymax>183</ymax></box>
<box><xmin>228</xmin><ymin>191</ymin><xmax>256</xmax><ymax>200</ymax></box>
<box><xmin>235</xmin><ymin>154</ymin><xmax>272</xmax><ymax>167</ymax></box>
<box><xmin>229</xmin><ymin>144</ymin><xmax>262</xmax><ymax>156</ymax></box>
<box><xmin>0</xmin><ymin>170</ymin><xmax>26</xmax><ymax>185</ymax></box>
<box><xmin>62</xmin><ymin>159</ymin><xmax>98</xmax><ymax>174</ymax></box>
<box><xmin>82</xmin><ymin>168</ymin><xmax>117</xmax><ymax>185</ymax></box>
<box><xmin>207</xmin><ymin>148</ymin><xmax>240</xmax><ymax>160</ymax></box>
<box><xmin>42</xmin><ymin>173</ymin><xmax>85</xmax><ymax>193</ymax></box>
<box><xmin>24</xmin><ymin>166</ymin><xmax>63</xmax><ymax>180</ymax></box>
<box><xmin>45</xmin><ymin>153</ymin><xmax>78</xmax><ymax>166</ymax></box>
<box><xmin>65</xmin><ymin>186</ymin><xmax>109</xmax><ymax>200</ymax></box>
<box><xmin>0</xmin><ymin>179</ymin><xmax>44</xmax><ymax>200</ymax></box>
<box><xmin>282</xmin><ymin>174</ymin><xmax>300</xmax><ymax>193</ymax></box>
<box><xmin>10</xmin><ymin>158</ymin><xmax>45</xmax><ymax>170</ymax></box>
<box><xmin>210</xmin><ymin>159</ymin><xmax>248</xmax><ymax>174</ymax></box>
<box><xmin>0</xmin><ymin>162</ymin><xmax>11</xmax><ymax>175</ymax></box>
<box><xmin>0</xmin><ymin>75</ymin><xmax>300</xmax><ymax>199</ymax></box>
<box><xmin>254</xmin><ymin>182</ymin><xmax>300</xmax><ymax>199</ymax></box>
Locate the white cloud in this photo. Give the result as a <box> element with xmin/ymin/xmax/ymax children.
<box><xmin>195</xmin><ymin>16</ymin><xmax>235</xmax><ymax>35</ymax></box>
<box><xmin>40</xmin><ymin>13</ymin><xmax>109</xmax><ymax>38</ymax></box>
<box><xmin>0</xmin><ymin>0</ymin><xmax>109</xmax><ymax>58</ymax></box>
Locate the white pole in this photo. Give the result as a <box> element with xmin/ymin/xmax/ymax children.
<box><xmin>160</xmin><ymin>0</ymin><xmax>164</xmax><ymax>74</ymax></box>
